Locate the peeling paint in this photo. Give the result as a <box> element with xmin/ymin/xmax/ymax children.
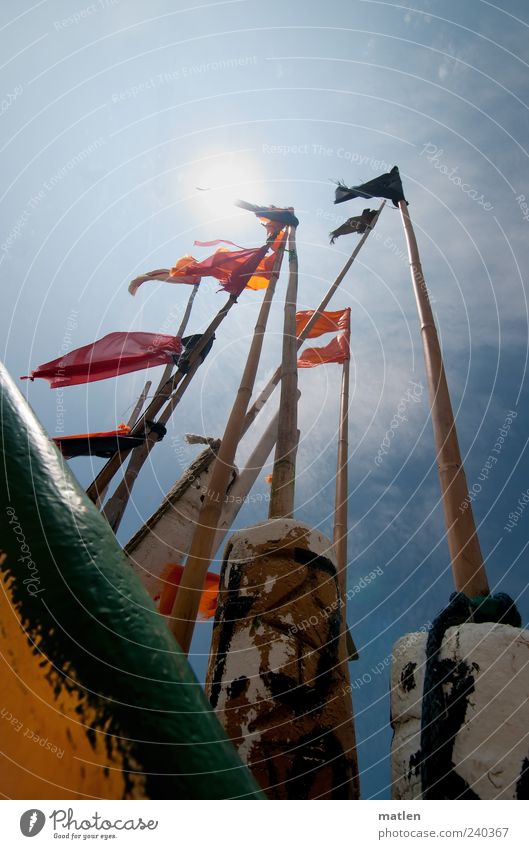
<box><xmin>206</xmin><ymin>520</ymin><xmax>359</xmax><ymax>799</ymax></box>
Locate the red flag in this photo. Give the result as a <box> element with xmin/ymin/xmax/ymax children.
<box><xmin>158</xmin><ymin>564</ymin><xmax>219</xmax><ymax>620</ymax></box>
<box><xmin>298</xmin><ymin>308</ymin><xmax>350</xmax><ymax>368</ymax></box>
<box><xmin>193</xmin><ymin>239</ymin><xmax>245</xmax><ymax>249</ymax></box>
<box><xmin>295</xmin><ymin>308</ymin><xmax>350</xmax><ymax>339</ymax></box>
<box><xmin>22</xmin><ymin>332</ymin><xmax>182</xmax><ymax>388</ymax></box>
<box><xmin>170</xmin><ymin>243</ymin><xmax>270</xmax><ymax>297</ymax></box>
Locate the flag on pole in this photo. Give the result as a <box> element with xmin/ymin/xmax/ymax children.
<box><xmin>21</xmin><ymin>332</ymin><xmax>183</xmax><ymax>388</ymax></box>
<box><xmin>334</xmin><ymin>165</ymin><xmax>406</xmax><ymax>207</ymax></box>
<box><xmin>295</xmin><ymin>307</ymin><xmax>350</xmax><ymax>339</ymax></box>
<box><xmin>194</xmin><ymin>234</ymin><xmax>285</xmax><ymax>290</ymax></box>
<box><xmin>234</xmin><ymin>199</ymin><xmax>299</xmax><ymax>231</ymax></box>
<box><xmin>297</xmin><ymin>307</ymin><xmax>351</xmax><ymax>368</ymax></box>
<box><xmin>329</xmin><ymin>209</ymin><xmax>377</xmax><ymax>244</ymax></box>
<box><xmin>169</xmin><ymin>243</ymin><xmax>270</xmax><ymax>297</ymax></box>
<box><xmin>158</xmin><ymin>564</ymin><xmax>219</xmax><ymax>619</ymax></box>
<box><xmin>176</xmin><ymin>333</ymin><xmax>215</xmax><ymax>374</ymax></box>
<box><xmin>246</xmin><ymin>231</ymin><xmax>285</xmax><ymax>290</ymax></box>
<box><xmin>129</xmin><ymin>243</ymin><xmax>271</xmax><ymax>298</ymax></box>
<box><xmin>128</xmin><ymin>263</ymin><xmax>200</xmax><ymax>296</ymax></box>
<box><xmin>53</xmin><ymin>424</ymin><xmax>147</xmax><ymax>459</ymax></box>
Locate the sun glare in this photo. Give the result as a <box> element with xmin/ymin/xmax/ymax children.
<box><xmin>189</xmin><ymin>152</ymin><xmax>268</xmax><ymax>222</ymax></box>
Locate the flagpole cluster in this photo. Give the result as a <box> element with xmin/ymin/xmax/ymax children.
<box><xmin>85</xmin><ymin>293</ymin><xmax>237</xmax><ymax>505</ymax></box>
<box><xmin>240</xmin><ymin>200</ymin><xmax>385</xmax><ymax>437</ymax></box>
<box><xmin>101</xmin><ymin>283</ymin><xmax>200</xmax><ymax>531</ymax></box>
<box><xmin>169</xmin><ymin>230</ymin><xmax>289</xmax><ymax>654</ymax></box>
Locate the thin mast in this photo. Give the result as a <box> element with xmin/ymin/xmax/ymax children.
<box><xmin>169</xmin><ymin>231</ymin><xmax>289</xmax><ymax>653</ymax></box>
<box><xmin>176</xmin><ymin>282</ymin><xmax>200</xmax><ymax>338</ymax></box>
<box><xmin>241</xmin><ymin>201</ymin><xmax>385</xmax><ymax>438</ymax></box>
<box><xmin>332</xmin><ymin>323</ymin><xmax>358</xmax><ymax>660</ymax></box>
<box><xmin>268</xmin><ymin>225</ymin><xmax>299</xmax><ymax>518</ymax></box>
<box><xmin>100</xmin><ymin>284</ymin><xmax>200</xmax><ymax>530</ymax></box>
<box><xmin>94</xmin><ymin>379</ymin><xmax>151</xmax><ymax>511</ymax></box>
<box><xmin>86</xmin><ymin>292</ymin><xmax>237</xmax><ymax>504</ymax></box>
<box><xmin>102</xmin><ymin>363</ymin><xmax>199</xmax><ymax>530</ymax></box>
<box><xmin>333</xmin><ymin>309</ymin><xmax>351</xmax><ymax>596</ymax></box>
<box><xmin>398</xmin><ymin>200</ymin><xmax>489</xmax><ymax>596</ymax></box>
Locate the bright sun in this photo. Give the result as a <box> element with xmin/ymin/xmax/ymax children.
<box><xmin>189</xmin><ymin>152</ymin><xmax>268</xmax><ymax>221</ymax></box>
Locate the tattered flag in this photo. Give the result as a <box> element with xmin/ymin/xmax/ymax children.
<box><xmin>128</xmin><ymin>263</ymin><xmax>200</xmax><ymax>296</ymax></box>
<box><xmin>297</xmin><ymin>308</ymin><xmax>351</xmax><ymax>368</ymax></box>
<box><xmin>295</xmin><ymin>308</ymin><xmax>350</xmax><ymax>339</ymax></box>
<box><xmin>329</xmin><ymin>209</ymin><xmax>378</xmax><ymax>244</ymax></box>
<box><xmin>334</xmin><ymin>165</ymin><xmax>406</xmax><ymax>207</ymax></box>
<box><xmin>53</xmin><ymin>424</ymin><xmax>146</xmax><ymax>460</ymax></box>
<box><xmin>235</xmin><ymin>199</ymin><xmax>299</xmax><ymax>231</ymax></box>
<box><xmin>21</xmin><ymin>332</ymin><xmax>182</xmax><ymax>388</ymax></box>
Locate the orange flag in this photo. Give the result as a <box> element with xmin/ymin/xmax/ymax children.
<box><xmin>169</xmin><ymin>244</ymin><xmax>270</xmax><ymax>297</ymax></box>
<box><xmin>295</xmin><ymin>307</ymin><xmax>350</xmax><ymax>339</ymax></box>
<box><xmin>129</xmin><ymin>245</ymin><xmax>269</xmax><ymax>297</ymax></box>
<box><xmin>158</xmin><ymin>564</ymin><xmax>220</xmax><ymax>620</ymax></box>
<box><xmin>246</xmin><ymin>231</ymin><xmax>285</xmax><ymax>290</ymax></box>
<box><xmin>297</xmin><ymin>307</ymin><xmax>351</xmax><ymax>368</ymax></box>
<box><xmin>194</xmin><ymin>232</ymin><xmax>285</xmax><ymax>291</ymax></box>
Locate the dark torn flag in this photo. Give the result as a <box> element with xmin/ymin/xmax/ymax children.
<box><xmin>235</xmin><ymin>199</ymin><xmax>299</xmax><ymax>229</ymax></box>
<box><xmin>176</xmin><ymin>333</ymin><xmax>215</xmax><ymax>374</ymax></box>
<box><xmin>329</xmin><ymin>209</ymin><xmax>378</xmax><ymax>244</ymax></box>
<box><xmin>53</xmin><ymin>427</ymin><xmax>146</xmax><ymax>460</ymax></box>
<box><xmin>334</xmin><ymin>165</ymin><xmax>406</xmax><ymax>207</ymax></box>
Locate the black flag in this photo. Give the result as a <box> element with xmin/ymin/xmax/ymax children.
<box><xmin>235</xmin><ymin>199</ymin><xmax>299</xmax><ymax>228</ymax></box>
<box><xmin>334</xmin><ymin>165</ymin><xmax>406</xmax><ymax>207</ymax></box>
<box><xmin>329</xmin><ymin>209</ymin><xmax>377</xmax><ymax>244</ymax></box>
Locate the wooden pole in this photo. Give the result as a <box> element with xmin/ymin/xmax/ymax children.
<box><xmin>169</xmin><ymin>232</ymin><xmax>289</xmax><ymax>653</ymax></box>
<box><xmin>86</xmin><ymin>293</ymin><xmax>237</xmax><ymax>504</ymax></box>
<box><xmin>269</xmin><ymin>226</ymin><xmax>299</xmax><ymax>518</ymax></box>
<box><xmin>398</xmin><ymin>200</ymin><xmax>489</xmax><ymax>596</ymax></box>
<box><xmin>241</xmin><ymin>201</ymin><xmax>385</xmax><ymax>438</ymax></box>
<box><xmin>332</xmin><ymin>332</ymin><xmax>358</xmax><ymax>660</ymax></box>
<box><xmin>140</xmin><ymin>283</ymin><xmax>200</xmax><ymax>424</ymax></box>
<box><xmin>176</xmin><ymin>282</ymin><xmax>199</xmax><ymax>338</ymax></box>
<box><xmin>100</xmin><ymin>285</ymin><xmax>200</xmax><ymax>529</ymax></box>
<box><xmin>94</xmin><ymin>379</ymin><xmax>152</xmax><ymax>511</ymax></box>
<box><xmin>333</xmin><ymin>314</ymin><xmax>351</xmax><ymax>598</ymax></box>
<box><xmin>102</xmin><ymin>364</ymin><xmax>199</xmax><ymax>530</ymax></box>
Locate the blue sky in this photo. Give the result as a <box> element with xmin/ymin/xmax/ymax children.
<box><xmin>1</xmin><ymin>0</ymin><xmax>528</xmax><ymax>799</ymax></box>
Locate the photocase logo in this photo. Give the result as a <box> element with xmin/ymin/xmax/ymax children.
<box><xmin>20</xmin><ymin>809</ymin><xmax>46</xmax><ymax>837</ymax></box>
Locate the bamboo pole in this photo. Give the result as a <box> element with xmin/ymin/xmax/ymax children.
<box><xmin>102</xmin><ymin>364</ymin><xmax>199</xmax><ymax>530</ymax></box>
<box><xmin>140</xmin><ymin>283</ymin><xmax>200</xmax><ymax>422</ymax></box>
<box><xmin>240</xmin><ymin>201</ymin><xmax>385</xmax><ymax>438</ymax></box>
<box><xmin>169</xmin><ymin>232</ymin><xmax>288</xmax><ymax>653</ymax></box>
<box><xmin>333</xmin><ymin>318</ymin><xmax>351</xmax><ymax>597</ymax></box>
<box><xmin>86</xmin><ymin>293</ymin><xmax>237</xmax><ymax>504</ymax></box>
<box><xmin>398</xmin><ymin>200</ymin><xmax>489</xmax><ymax>596</ymax></box>
<box><xmin>211</xmin><ymin>397</ymin><xmax>292</xmax><ymax>555</ymax></box>
<box><xmin>332</xmin><ymin>336</ymin><xmax>358</xmax><ymax>660</ymax></box>
<box><xmin>94</xmin><ymin>379</ymin><xmax>152</xmax><ymax>511</ymax></box>
<box><xmin>100</xmin><ymin>285</ymin><xmax>201</xmax><ymax>529</ymax></box>
<box><xmin>176</xmin><ymin>282</ymin><xmax>200</xmax><ymax>338</ymax></box>
<box><xmin>269</xmin><ymin>226</ymin><xmax>299</xmax><ymax>518</ymax></box>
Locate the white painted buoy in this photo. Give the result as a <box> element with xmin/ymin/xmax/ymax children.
<box><xmin>391</xmin><ymin>623</ymin><xmax>529</xmax><ymax>799</ymax></box>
